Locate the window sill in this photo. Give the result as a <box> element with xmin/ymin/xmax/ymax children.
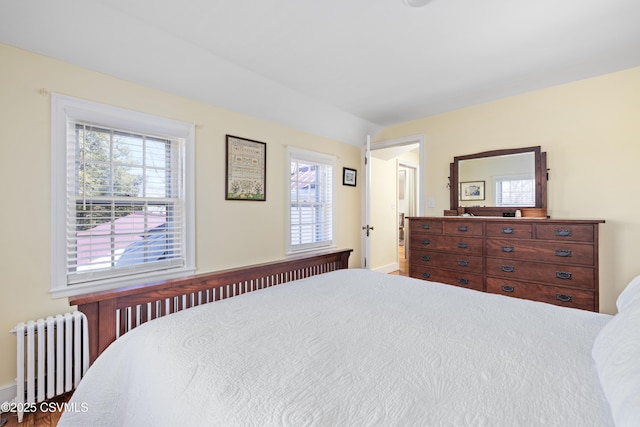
<box><xmin>286</xmin><ymin>244</ymin><xmax>337</xmax><ymax>257</ymax></box>
<box><xmin>51</xmin><ymin>267</ymin><xmax>197</xmax><ymax>299</ymax></box>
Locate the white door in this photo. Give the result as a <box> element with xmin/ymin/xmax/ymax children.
<box><xmin>361</xmin><ymin>136</ymin><xmax>372</xmax><ymax>269</ymax></box>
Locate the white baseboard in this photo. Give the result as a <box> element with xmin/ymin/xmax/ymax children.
<box><xmin>0</xmin><ymin>382</ymin><xmax>16</xmax><ymax>409</ymax></box>
<box><xmin>373</xmin><ymin>262</ymin><xmax>399</xmax><ymax>274</ymax></box>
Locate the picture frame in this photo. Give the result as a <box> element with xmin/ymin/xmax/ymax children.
<box><xmin>459</xmin><ymin>180</ymin><xmax>485</xmax><ymax>201</ymax></box>
<box><xmin>225</xmin><ymin>135</ymin><xmax>267</xmax><ymax>201</ymax></box>
<box><xmin>343</xmin><ymin>167</ymin><xmax>357</xmax><ymax>186</ymax></box>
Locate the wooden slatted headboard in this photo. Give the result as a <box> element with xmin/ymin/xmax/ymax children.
<box><xmin>69</xmin><ymin>249</ymin><xmax>353</xmax><ymax>363</ymax></box>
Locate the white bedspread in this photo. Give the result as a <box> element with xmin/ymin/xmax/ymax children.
<box><xmin>59</xmin><ymin>269</ymin><xmax>614</xmax><ymax>426</ymax></box>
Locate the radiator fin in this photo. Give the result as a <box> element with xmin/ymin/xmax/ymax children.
<box><xmin>10</xmin><ymin>312</ymin><xmax>89</xmax><ymax>423</ymax></box>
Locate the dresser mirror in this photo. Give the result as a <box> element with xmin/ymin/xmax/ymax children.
<box><xmin>450</xmin><ymin>146</ymin><xmax>547</xmax><ymax>216</ymax></box>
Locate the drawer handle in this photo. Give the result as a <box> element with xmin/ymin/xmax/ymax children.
<box><xmin>501</xmin><ymin>285</ymin><xmax>515</xmax><ymax>293</ymax></box>
<box><xmin>457</xmin><ymin>278</ymin><xmax>469</xmax><ymax>285</ymax></box>
<box><xmin>458</xmin><ymin>225</ymin><xmax>468</xmax><ymax>232</ymax></box>
<box><xmin>421</xmin><ymin>239</ymin><xmax>431</xmax><ymax>245</ymax></box>
<box><xmin>555</xmin><ymin>249</ymin><xmax>572</xmax><ymax>257</ymax></box>
<box><xmin>556</xmin><ymin>229</ymin><xmax>572</xmax><ymax>237</ymax></box>
<box><xmin>457</xmin><ymin>260</ymin><xmax>469</xmax><ymax>267</ymax></box>
<box><xmin>501</xmin><ymin>265</ymin><xmax>515</xmax><ymax>273</ymax></box>
<box><xmin>556</xmin><ymin>271</ymin><xmax>573</xmax><ymax>280</ymax></box>
<box><xmin>421</xmin><ymin>272</ymin><xmax>431</xmax><ymax>279</ymax></box>
<box><xmin>501</xmin><ymin>246</ymin><xmax>515</xmax><ymax>253</ymax></box>
<box><xmin>420</xmin><ymin>255</ymin><xmax>431</xmax><ymax>261</ymax></box>
<box><xmin>556</xmin><ymin>294</ymin><xmax>573</xmax><ymax>302</ymax></box>
<box><xmin>457</xmin><ymin>242</ymin><xmax>469</xmax><ymax>249</ymax></box>
<box><xmin>421</xmin><ymin>224</ymin><xmax>431</xmax><ymax>230</ymax></box>
<box><xmin>502</xmin><ymin>227</ymin><xmax>514</xmax><ymax>234</ymax></box>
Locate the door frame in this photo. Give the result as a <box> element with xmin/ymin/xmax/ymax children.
<box><xmin>398</xmin><ymin>160</ymin><xmax>418</xmax><ymax>234</ymax></box>
<box><xmin>361</xmin><ymin>134</ymin><xmax>425</xmax><ymax>269</ymax></box>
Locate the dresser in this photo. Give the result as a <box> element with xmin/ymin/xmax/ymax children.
<box><xmin>407</xmin><ymin>217</ymin><xmax>604</xmax><ymax>311</ymax></box>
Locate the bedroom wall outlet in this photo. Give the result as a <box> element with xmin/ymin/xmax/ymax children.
<box><xmin>427</xmin><ymin>198</ymin><xmax>435</xmax><ymax>208</ymax></box>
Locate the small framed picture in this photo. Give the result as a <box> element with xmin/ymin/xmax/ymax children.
<box><xmin>460</xmin><ymin>181</ymin><xmax>485</xmax><ymax>201</ymax></box>
<box><xmin>343</xmin><ymin>167</ymin><xmax>357</xmax><ymax>186</ymax></box>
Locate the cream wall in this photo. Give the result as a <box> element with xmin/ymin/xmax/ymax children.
<box><xmin>374</xmin><ymin>66</ymin><xmax>640</xmax><ymax>315</ymax></box>
<box><xmin>0</xmin><ymin>44</ymin><xmax>362</xmax><ymax>391</ymax></box>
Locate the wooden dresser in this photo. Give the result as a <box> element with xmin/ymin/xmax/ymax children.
<box><xmin>407</xmin><ymin>217</ymin><xmax>604</xmax><ymax>311</ymax></box>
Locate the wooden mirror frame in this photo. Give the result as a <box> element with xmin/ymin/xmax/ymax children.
<box><xmin>450</xmin><ymin>146</ymin><xmax>547</xmax><ymax>217</ymax></box>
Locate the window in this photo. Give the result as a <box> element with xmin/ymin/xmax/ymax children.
<box><xmin>495</xmin><ymin>175</ymin><xmax>535</xmax><ymax>206</ymax></box>
<box><xmin>287</xmin><ymin>147</ymin><xmax>336</xmax><ymax>253</ymax></box>
<box><xmin>51</xmin><ymin>94</ymin><xmax>195</xmax><ymax>297</ymax></box>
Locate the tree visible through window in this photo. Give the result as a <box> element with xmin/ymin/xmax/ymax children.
<box><xmin>72</xmin><ymin>125</ymin><xmax>178</xmax><ymax>274</ymax></box>
<box><xmin>51</xmin><ymin>94</ymin><xmax>194</xmax><ymax>296</ymax></box>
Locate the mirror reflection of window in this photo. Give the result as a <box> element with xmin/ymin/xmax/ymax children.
<box><xmin>494</xmin><ymin>175</ymin><xmax>534</xmax><ymax>206</ymax></box>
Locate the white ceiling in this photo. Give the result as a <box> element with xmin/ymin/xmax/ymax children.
<box><xmin>2</xmin><ymin>0</ymin><xmax>640</xmax><ymax>146</ymax></box>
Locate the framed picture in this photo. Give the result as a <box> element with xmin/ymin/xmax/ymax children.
<box><xmin>225</xmin><ymin>135</ymin><xmax>266</xmax><ymax>201</ymax></box>
<box><xmin>460</xmin><ymin>180</ymin><xmax>485</xmax><ymax>201</ymax></box>
<box><xmin>343</xmin><ymin>167</ymin><xmax>357</xmax><ymax>186</ymax></box>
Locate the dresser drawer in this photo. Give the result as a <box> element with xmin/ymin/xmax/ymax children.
<box><xmin>410</xmin><ymin>219</ymin><xmax>443</xmax><ymax>234</ymax></box>
<box><xmin>486</xmin><ymin>239</ymin><xmax>594</xmax><ymax>266</ymax></box>
<box><xmin>411</xmin><ymin>267</ymin><xmax>484</xmax><ymax>292</ymax></box>
<box><xmin>485</xmin><ymin>222</ymin><xmax>532</xmax><ymax>239</ymax></box>
<box><xmin>410</xmin><ymin>234</ymin><xmax>483</xmax><ymax>256</ymax></box>
<box><xmin>411</xmin><ymin>250</ymin><xmax>483</xmax><ymax>273</ymax></box>
<box><xmin>486</xmin><ymin>278</ymin><xmax>595</xmax><ymax>311</ymax></box>
<box><xmin>486</xmin><ymin>258</ymin><xmax>595</xmax><ymax>289</ymax></box>
<box><xmin>443</xmin><ymin>221</ymin><xmax>483</xmax><ymax>236</ymax></box>
<box><xmin>534</xmin><ymin>224</ymin><xmax>594</xmax><ymax>242</ymax></box>
<box><xmin>407</xmin><ymin>217</ymin><xmax>602</xmax><ymax>311</ymax></box>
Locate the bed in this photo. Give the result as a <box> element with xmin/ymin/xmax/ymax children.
<box><xmin>59</xmin><ymin>249</ymin><xmax>640</xmax><ymax>426</ymax></box>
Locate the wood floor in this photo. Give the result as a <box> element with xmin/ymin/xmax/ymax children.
<box><xmin>1</xmin><ymin>393</ymin><xmax>71</xmax><ymax>427</ymax></box>
<box><xmin>390</xmin><ymin>244</ymin><xmax>409</xmax><ymax>276</ymax></box>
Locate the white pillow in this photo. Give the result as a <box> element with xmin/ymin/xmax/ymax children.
<box><xmin>617</xmin><ymin>274</ymin><xmax>640</xmax><ymax>312</ymax></box>
<box><xmin>592</xmin><ymin>298</ymin><xmax>640</xmax><ymax>426</ymax></box>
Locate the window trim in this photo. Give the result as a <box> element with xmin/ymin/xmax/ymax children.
<box><xmin>286</xmin><ymin>146</ymin><xmax>337</xmax><ymax>255</ymax></box>
<box><xmin>51</xmin><ymin>94</ymin><xmax>196</xmax><ymax>298</ymax></box>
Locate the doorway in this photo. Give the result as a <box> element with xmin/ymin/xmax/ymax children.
<box><xmin>364</xmin><ymin>134</ymin><xmax>424</xmax><ymax>272</ymax></box>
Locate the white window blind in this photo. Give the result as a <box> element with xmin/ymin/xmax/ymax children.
<box><xmin>67</xmin><ymin>123</ymin><xmax>185</xmax><ymax>283</ymax></box>
<box><xmin>287</xmin><ymin>147</ymin><xmax>336</xmax><ymax>253</ymax></box>
<box><xmin>495</xmin><ymin>175</ymin><xmax>535</xmax><ymax>206</ymax></box>
<box><xmin>51</xmin><ymin>94</ymin><xmax>195</xmax><ymax>296</ymax></box>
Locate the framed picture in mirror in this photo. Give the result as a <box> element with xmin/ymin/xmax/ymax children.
<box><xmin>460</xmin><ymin>181</ymin><xmax>485</xmax><ymax>201</ymax></box>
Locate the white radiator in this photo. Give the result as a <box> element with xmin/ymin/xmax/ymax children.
<box><xmin>10</xmin><ymin>312</ymin><xmax>89</xmax><ymax>423</ymax></box>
